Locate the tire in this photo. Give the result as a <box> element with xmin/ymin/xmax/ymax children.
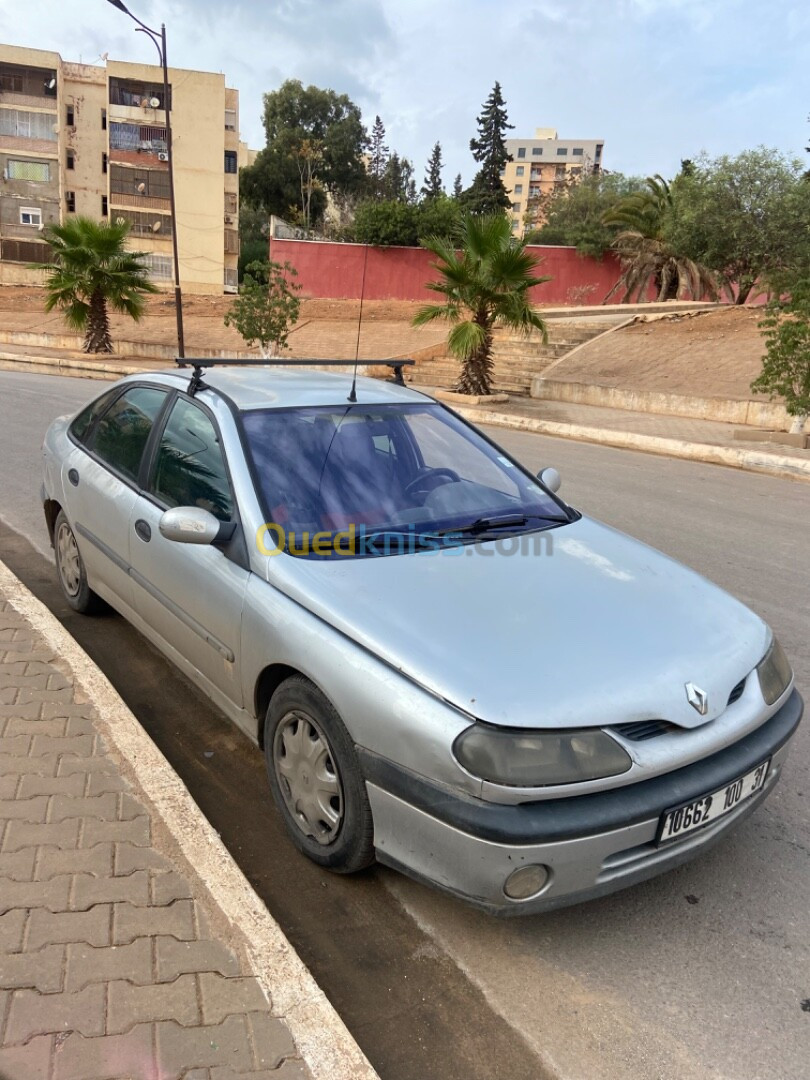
<box><xmin>264</xmin><ymin>675</ymin><xmax>375</xmax><ymax>873</ymax></box>
<box><xmin>53</xmin><ymin>510</ymin><xmax>104</xmax><ymax>614</ymax></box>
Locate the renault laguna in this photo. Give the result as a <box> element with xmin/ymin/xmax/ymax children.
<box><xmin>41</xmin><ymin>363</ymin><xmax>802</xmax><ymax>914</ymax></box>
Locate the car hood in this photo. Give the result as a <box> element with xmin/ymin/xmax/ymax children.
<box><xmin>265</xmin><ymin>516</ymin><xmax>769</xmax><ymax>730</ymax></box>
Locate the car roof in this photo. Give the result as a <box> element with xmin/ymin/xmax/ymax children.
<box><xmin>132</xmin><ymin>366</ymin><xmax>432</xmax><ymax>411</ymax></box>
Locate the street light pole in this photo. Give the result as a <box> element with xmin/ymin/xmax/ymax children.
<box><xmin>105</xmin><ymin>0</ymin><xmax>185</xmax><ymax>359</ymax></box>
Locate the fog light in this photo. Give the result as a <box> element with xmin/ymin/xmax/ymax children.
<box><xmin>503</xmin><ymin>864</ymin><xmax>550</xmax><ymax>901</ymax></box>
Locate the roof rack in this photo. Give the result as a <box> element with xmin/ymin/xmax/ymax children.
<box><xmin>176</xmin><ymin>357</ymin><xmax>415</xmax><ymax>397</ymax></box>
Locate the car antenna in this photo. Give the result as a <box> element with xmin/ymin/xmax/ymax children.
<box><xmin>348</xmin><ymin>243</ymin><xmax>370</xmax><ymax>403</ymax></box>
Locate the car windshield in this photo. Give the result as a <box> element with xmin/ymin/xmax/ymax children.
<box><xmin>241</xmin><ymin>403</ymin><xmax>572</xmax><ymax>558</ymax></box>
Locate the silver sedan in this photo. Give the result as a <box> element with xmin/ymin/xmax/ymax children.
<box><xmin>41</xmin><ymin>366</ymin><xmax>802</xmax><ymax>914</ymax></box>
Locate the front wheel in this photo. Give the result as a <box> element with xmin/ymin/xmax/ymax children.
<box><xmin>54</xmin><ymin>510</ymin><xmax>103</xmax><ymax>614</ymax></box>
<box><xmin>264</xmin><ymin>676</ymin><xmax>375</xmax><ymax>873</ymax></box>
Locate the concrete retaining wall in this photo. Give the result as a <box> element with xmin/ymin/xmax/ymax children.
<box><xmin>530</xmin><ymin>378</ymin><xmax>789</xmax><ymax>431</ymax></box>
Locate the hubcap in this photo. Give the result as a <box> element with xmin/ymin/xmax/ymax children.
<box><xmin>273</xmin><ymin>710</ymin><xmax>343</xmax><ymax>845</ymax></box>
<box><xmin>56</xmin><ymin>522</ymin><xmax>81</xmax><ymax>597</ymax></box>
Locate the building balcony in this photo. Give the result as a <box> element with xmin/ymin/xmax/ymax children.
<box><xmin>110</xmin><ymin>191</ymin><xmax>170</xmax><ymax>212</ymax></box>
<box><xmin>109</xmin><ymin>147</ymin><xmax>169</xmax><ymax>170</ymax></box>
<box><xmin>0</xmin><ymin>89</ymin><xmax>57</xmax><ymax>111</ymax></box>
<box><xmin>0</xmin><ymin>133</ymin><xmax>57</xmax><ymax>155</ymax></box>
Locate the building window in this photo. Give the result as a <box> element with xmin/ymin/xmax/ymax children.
<box><xmin>66</xmin><ymin>191</ymin><xmax>76</xmax><ymax>213</ymax></box>
<box><xmin>143</xmin><ymin>253</ymin><xmax>173</xmax><ymax>280</ymax></box>
<box><xmin>101</xmin><ymin>109</ymin><xmax>107</xmax><ymax>130</ymax></box>
<box><xmin>225</xmin><ymin>109</ymin><xmax>237</xmax><ymax>131</ymax></box>
<box><xmin>102</xmin><ymin>152</ymin><xmax>108</xmax><ymax>174</ymax></box>
<box><xmin>516</xmin><ymin>147</ymin><xmax>526</xmax><ymax>158</ymax></box>
<box><xmin>556</xmin><ymin>147</ymin><xmax>568</xmax><ymax>156</ymax></box>
<box><xmin>113</xmin><ymin>210</ymin><xmax>173</xmax><ymax>237</ymax></box>
<box><xmin>66</xmin><ymin>104</ymin><xmax>75</xmax><ymax>126</ymax></box>
<box><xmin>0</xmin><ymin>64</ymin><xmax>56</xmax><ymax>99</ymax></box>
<box><xmin>530</xmin><ymin>167</ymin><xmax>541</xmax><ymax>178</ymax></box>
<box><xmin>511</xmin><ymin>201</ymin><xmax>521</xmax><ymax>212</ymax></box>
<box><xmin>514</xmin><ymin>184</ymin><xmax>523</xmax><ymax>194</ymax></box>
<box><xmin>109</xmin><ymin>78</ymin><xmax>171</xmax><ymax>111</ymax></box>
<box><xmin>224</xmin><ymin>150</ymin><xmax>238</xmax><ymax>174</ymax></box>
<box><xmin>572</xmin><ymin>148</ymin><xmax>584</xmax><ymax>156</ymax></box>
<box><xmin>0</xmin><ymin>109</ymin><xmax>57</xmax><ymax>141</ymax></box>
<box><xmin>529</xmin><ymin>186</ymin><xmax>540</xmax><ymax>197</ymax></box>
<box><xmin>532</xmin><ymin>147</ymin><xmax>542</xmax><ymax>156</ymax></box>
<box><xmin>66</xmin><ymin>149</ymin><xmax>75</xmax><ymax>170</ymax></box>
<box><xmin>101</xmin><ymin>196</ymin><xmax>108</xmax><ymax>216</ymax></box>
<box><xmin>110</xmin><ymin>164</ymin><xmax>171</xmax><ymax>200</ymax></box>
<box><xmin>19</xmin><ymin>207</ymin><xmax>42</xmax><ymax>227</ymax></box>
<box><xmin>555</xmin><ymin>166</ymin><xmax>566</xmax><ymax>180</ymax></box>
<box><xmin>595</xmin><ymin>144</ymin><xmax>603</xmax><ymax>159</ymax></box>
<box><xmin>515</xmin><ymin>165</ymin><xmax>524</xmax><ymax>176</ymax></box>
<box><xmin>6</xmin><ymin>159</ymin><xmax>50</xmax><ymax>182</ymax></box>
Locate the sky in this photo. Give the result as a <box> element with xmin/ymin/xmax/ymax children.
<box><xmin>2</xmin><ymin>0</ymin><xmax>807</xmax><ymax>186</ymax></box>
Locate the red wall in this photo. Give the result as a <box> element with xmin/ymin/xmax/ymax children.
<box><xmin>269</xmin><ymin>238</ymin><xmax>650</xmax><ymax>306</ymax></box>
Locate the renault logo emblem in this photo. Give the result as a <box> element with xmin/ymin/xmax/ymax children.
<box><xmin>685</xmin><ymin>682</ymin><xmax>709</xmax><ymax>716</ymax></box>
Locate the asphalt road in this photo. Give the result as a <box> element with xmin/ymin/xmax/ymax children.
<box><xmin>2</xmin><ymin>369</ymin><xmax>809</xmax><ymax>1080</ymax></box>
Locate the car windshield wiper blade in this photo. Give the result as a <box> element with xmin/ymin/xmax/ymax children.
<box><xmin>434</xmin><ymin>512</ymin><xmax>567</xmax><ymax>536</ymax></box>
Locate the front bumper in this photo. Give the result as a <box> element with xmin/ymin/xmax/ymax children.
<box><xmin>361</xmin><ymin>688</ymin><xmax>803</xmax><ymax>915</ymax></box>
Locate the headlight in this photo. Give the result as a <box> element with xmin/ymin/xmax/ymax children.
<box><xmin>453</xmin><ymin>725</ymin><xmax>632</xmax><ymax>787</ymax></box>
<box><xmin>757</xmin><ymin>637</ymin><xmax>793</xmax><ymax>705</ymax></box>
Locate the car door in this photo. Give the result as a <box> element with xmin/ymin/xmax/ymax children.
<box><xmin>128</xmin><ymin>393</ymin><xmax>249</xmax><ymax>707</ymax></box>
<box><xmin>62</xmin><ymin>384</ymin><xmax>170</xmax><ymax>612</ymax></box>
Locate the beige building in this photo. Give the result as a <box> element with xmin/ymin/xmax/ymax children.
<box><xmin>502</xmin><ymin>127</ymin><xmax>604</xmax><ymax>237</ymax></box>
<box><xmin>0</xmin><ymin>42</ymin><xmax>249</xmax><ymax>293</ymax></box>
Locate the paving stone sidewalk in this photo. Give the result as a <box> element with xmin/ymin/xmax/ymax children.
<box><xmin>0</xmin><ymin>593</ymin><xmax>312</xmax><ymax>1080</ymax></box>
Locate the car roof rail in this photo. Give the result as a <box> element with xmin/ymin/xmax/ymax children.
<box><xmin>175</xmin><ymin>357</ymin><xmax>415</xmax><ymax>397</ymax></box>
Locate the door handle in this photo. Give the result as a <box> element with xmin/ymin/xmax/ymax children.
<box><xmin>68</xmin><ymin>469</ymin><xmax>79</xmax><ymax>487</ymax></box>
<box><xmin>134</xmin><ymin>519</ymin><xmax>152</xmax><ymax>542</ymax></box>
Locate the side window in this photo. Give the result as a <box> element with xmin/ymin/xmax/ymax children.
<box><xmin>70</xmin><ymin>388</ymin><xmax>120</xmax><ymax>445</ymax></box>
<box><xmin>90</xmin><ymin>387</ymin><xmax>167</xmax><ymax>483</ymax></box>
<box><xmin>151</xmin><ymin>398</ymin><xmax>233</xmax><ymax>521</ymax></box>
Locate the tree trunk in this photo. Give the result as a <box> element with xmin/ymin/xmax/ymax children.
<box><xmin>83</xmin><ymin>289</ymin><xmax>113</xmax><ymax>353</ymax></box>
<box><xmin>735</xmin><ymin>279</ymin><xmax>754</xmax><ymax>305</ymax></box>
<box><xmin>456</xmin><ymin>324</ymin><xmax>494</xmax><ymax>396</ymax></box>
<box><xmin>789</xmin><ymin>413</ymin><xmax>807</xmax><ymax>435</ymax></box>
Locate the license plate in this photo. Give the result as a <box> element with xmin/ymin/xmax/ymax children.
<box><xmin>657</xmin><ymin>759</ymin><xmax>770</xmax><ymax>845</ymax></box>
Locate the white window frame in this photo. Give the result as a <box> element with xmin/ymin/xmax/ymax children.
<box><xmin>19</xmin><ymin>207</ymin><xmax>42</xmax><ymax>227</ymax></box>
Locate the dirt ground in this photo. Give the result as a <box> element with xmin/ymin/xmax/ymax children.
<box><xmin>0</xmin><ymin>285</ymin><xmax>441</xmax><ymax>360</ymax></box>
<box><xmin>552</xmin><ymin>306</ymin><xmax>768</xmax><ymax>400</ymax></box>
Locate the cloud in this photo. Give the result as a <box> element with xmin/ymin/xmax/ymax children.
<box><xmin>1</xmin><ymin>0</ymin><xmax>805</xmax><ymax>187</ymax></box>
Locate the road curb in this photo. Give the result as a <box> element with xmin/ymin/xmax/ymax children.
<box><xmin>0</xmin><ymin>558</ymin><xmax>379</xmax><ymax>1080</ymax></box>
<box><xmin>0</xmin><ymin>351</ymin><xmax>147</xmax><ymax>380</ymax></box>
<box><xmin>452</xmin><ymin>406</ymin><xmax>810</xmax><ymax>483</ymax></box>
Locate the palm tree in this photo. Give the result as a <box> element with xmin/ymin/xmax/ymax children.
<box><xmin>602</xmin><ymin>176</ymin><xmax>718</xmax><ymax>304</ymax></box>
<box><xmin>37</xmin><ymin>217</ymin><xmax>159</xmax><ymax>353</ymax></box>
<box><xmin>413</xmin><ymin>213</ymin><xmax>549</xmax><ymax>396</ymax></box>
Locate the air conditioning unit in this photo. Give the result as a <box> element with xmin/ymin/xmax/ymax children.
<box><xmin>157</xmin><ymin>152</ymin><xmax>169</xmax><ymax>162</ymax></box>
<box><xmin>224</xmin><ymin>214</ymin><xmax>233</xmax><ymax>224</ymax></box>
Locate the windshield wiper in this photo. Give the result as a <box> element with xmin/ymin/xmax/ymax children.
<box><xmin>435</xmin><ymin>512</ymin><xmax>567</xmax><ymax>536</ymax></box>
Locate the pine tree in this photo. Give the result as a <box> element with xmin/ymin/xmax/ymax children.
<box><xmin>453</xmin><ymin>173</ymin><xmax>463</xmax><ymax>199</ymax></box>
<box><xmin>369</xmin><ymin>115</ymin><xmax>389</xmax><ymax>199</ymax></box>
<box><xmin>464</xmin><ymin>82</ymin><xmax>513</xmax><ymax>215</ymax></box>
<box><xmin>384</xmin><ymin>153</ymin><xmax>417</xmax><ymax>204</ymax></box>
<box><xmin>421</xmin><ymin>141</ymin><xmax>444</xmax><ymax>200</ymax></box>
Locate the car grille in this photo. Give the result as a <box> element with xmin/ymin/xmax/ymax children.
<box><xmin>727</xmin><ymin>677</ymin><xmax>746</xmax><ymax>705</ymax></box>
<box><xmin>613</xmin><ymin>677</ymin><xmax>749</xmax><ymax>743</ymax></box>
<box><xmin>611</xmin><ymin>719</ymin><xmax>678</xmax><ymax>742</ymax></box>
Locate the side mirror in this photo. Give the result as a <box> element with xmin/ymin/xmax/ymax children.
<box><xmin>159</xmin><ymin>506</ymin><xmax>223</xmax><ymax>545</ymax></box>
<box><xmin>538</xmin><ymin>467</ymin><xmax>561</xmax><ymax>494</ymax></box>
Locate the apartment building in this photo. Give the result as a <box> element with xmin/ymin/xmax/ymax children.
<box><xmin>0</xmin><ymin>42</ymin><xmax>247</xmax><ymax>293</ymax></box>
<box><xmin>502</xmin><ymin>127</ymin><xmax>604</xmax><ymax>237</ymax></box>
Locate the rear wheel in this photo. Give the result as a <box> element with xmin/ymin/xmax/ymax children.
<box><xmin>54</xmin><ymin>510</ymin><xmax>103</xmax><ymax>614</ymax></box>
<box><xmin>264</xmin><ymin>676</ymin><xmax>375</xmax><ymax>873</ymax></box>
